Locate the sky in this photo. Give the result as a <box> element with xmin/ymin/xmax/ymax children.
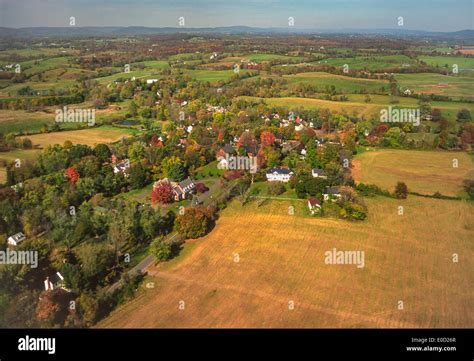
<box><xmin>0</xmin><ymin>0</ymin><xmax>472</xmax><ymax>31</ymax></box>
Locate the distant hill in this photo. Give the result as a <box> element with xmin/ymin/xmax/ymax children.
<box><xmin>0</xmin><ymin>26</ymin><xmax>473</xmax><ymax>40</ymax></box>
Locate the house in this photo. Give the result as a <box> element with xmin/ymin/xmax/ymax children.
<box><xmin>300</xmin><ymin>148</ymin><xmax>307</xmax><ymax>159</ymax></box>
<box><xmin>311</xmin><ymin>168</ymin><xmax>327</xmax><ymax>179</ymax></box>
<box><xmin>266</xmin><ymin>168</ymin><xmax>293</xmax><ymax>182</ymax></box>
<box><xmin>113</xmin><ymin>160</ymin><xmax>129</xmax><ymax>175</ymax></box>
<box><xmin>44</xmin><ymin>272</ymin><xmax>68</xmax><ymax>292</ymax></box>
<box><xmin>146</xmin><ymin>79</ymin><xmax>158</xmax><ymax>84</ymax></box>
<box><xmin>281</xmin><ymin>140</ymin><xmax>301</xmax><ymax>153</ymax></box>
<box><xmin>307</xmin><ymin>197</ymin><xmax>322</xmax><ymax>215</ymax></box>
<box><xmin>154</xmin><ymin>177</ymin><xmax>196</xmax><ymax>201</ymax></box>
<box><xmin>172</xmin><ymin>177</ymin><xmax>196</xmax><ymax>201</ymax></box>
<box><xmin>7</xmin><ymin>232</ymin><xmax>26</xmax><ymax>246</ymax></box>
<box><xmin>295</xmin><ymin>124</ymin><xmax>305</xmax><ymax>132</ymax></box>
<box><xmin>323</xmin><ymin>186</ymin><xmax>341</xmax><ymax>201</ymax></box>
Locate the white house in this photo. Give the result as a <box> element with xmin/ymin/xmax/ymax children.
<box><xmin>266</xmin><ymin>168</ymin><xmax>293</xmax><ymax>182</ymax></box>
<box><xmin>44</xmin><ymin>272</ymin><xmax>67</xmax><ymax>291</ymax></box>
<box><xmin>311</xmin><ymin>168</ymin><xmax>327</xmax><ymax>179</ymax></box>
<box><xmin>7</xmin><ymin>232</ymin><xmax>26</xmax><ymax>246</ymax></box>
<box><xmin>300</xmin><ymin>148</ymin><xmax>307</xmax><ymax>159</ymax></box>
<box><xmin>113</xmin><ymin>161</ymin><xmax>129</xmax><ymax>175</ymax></box>
<box><xmin>323</xmin><ymin>186</ymin><xmax>341</xmax><ymax>201</ymax></box>
<box><xmin>146</xmin><ymin>79</ymin><xmax>158</xmax><ymax>84</ymax></box>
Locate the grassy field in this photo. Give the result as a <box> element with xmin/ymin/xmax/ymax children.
<box><xmin>98</xmin><ymin>196</ymin><xmax>474</xmax><ymax>328</ymax></box>
<box><xmin>395</xmin><ymin>73</ymin><xmax>474</xmax><ymax>99</ymax></box>
<box><xmin>17</xmin><ymin>125</ymin><xmax>136</xmax><ymax>148</ymax></box>
<box><xmin>284</xmin><ymin>72</ymin><xmax>388</xmax><ymax>93</ymax></box>
<box><xmin>322</xmin><ymin>55</ymin><xmax>416</xmax><ymax>71</ymax></box>
<box><xmin>0</xmin><ymin>148</ymin><xmax>41</xmax><ymax>184</ymax></box>
<box><xmin>417</xmin><ymin>56</ymin><xmax>474</xmax><ymax>71</ymax></box>
<box><xmin>352</xmin><ymin>149</ymin><xmax>474</xmax><ymax>196</ymax></box>
<box><xmin>238</xmin><ymin>95</ymin><xmax>474</xmax><ymax>122</ymax></box>
<box><xmin>245</xmin><ymin>53</ymin><xmax>303</xmax><ymax>62</ymax></box>
<box><xmin>183</xmin><ymin>69</ymin><xmax>252</xmax><ymax>83</ymax></box>
<box><xmin>0</xmin><ymin>102</ymin><xmax>131</xmax><ymax>134</ymax></box>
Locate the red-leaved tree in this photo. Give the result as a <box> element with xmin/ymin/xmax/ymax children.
<box><xmin>260</xmin><ymin>131</ymin><xmax>276</xmax><ymax>147</ymax></box>
<box><xmin>152</xmin><ymin>181</ymin><xmax>174</xmax><ymax>205</ymax></box>
<box><xmin>65</xmin><ymin>167</ymin><xmax>80</xmax><ymax>184</ymax></box>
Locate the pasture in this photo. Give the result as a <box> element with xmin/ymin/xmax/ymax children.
<box><xmin>238</xmin><ymin>95</ymin><xmax>474</xmax><ymax>122</ymax></box>
<box><xmin>352</xmin><ymin>148</ymin><xmax>474</xmax><ymax>197</ymax></box>
<box><xmin>395</xmin><ymin>73</ymin><xmax>474</xmax><ymax>99</ymax></box>
<box><xmin>417</xmin><ymin>56</ymin><xmax>474</xmax><ymax>71</ymax></box>
<box><xmin>284</xmin><ymin>72</ymin><xmax>389</xmax><ymax>93</ymax></box>
<box><xmin>98</xmin><ymin>196</ymin><xmax>474</xmax><ymax>328</ymax></box>
<box><xmin>322</xmin><ymin>55</ymin><xmax>416</xmax><ymax>71</ymax></box>
<box><xmin>17</xmin><ymin>125</ymin><xmax>136</xmax><ymax>148</ymax></box>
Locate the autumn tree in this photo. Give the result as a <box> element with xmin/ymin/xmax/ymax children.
<box><xmin>260</xmin><ymin>131</ymin><xmax>276</xmax><ymax>147</ymax></box>
<box><xmin>36</xmin><ymin>289</ymin><xmax>70</xmax><ymax>327</ymax></box>
<box><xmin>174</xmin><ymin>206</ymin><xmax>215</xmax><ymax>239</ymax></box>
<box><xmin>65</xmin><ymin>167</ymin><xmax>80</xmax><ymax>184</ymax></box>
<box><xmin>152</xmin><ymin>180</ymin><xmax>174</xmax><ymax>205</ymax></box>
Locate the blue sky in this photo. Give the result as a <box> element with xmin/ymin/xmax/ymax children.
<box><xmin>0</xmin><ymin>0</ymin><xmax>472</xmax><ymax>31</ymax></box>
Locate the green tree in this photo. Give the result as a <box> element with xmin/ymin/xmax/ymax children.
<box><xmin>149</xmin><ymin>237</ymin><xmax>172</xmax><ymax>261</ymax></box>
<box><xmin>394</xmin><ymin>182</ymin><xmax>408</xmax><ymax>199</ymax></box>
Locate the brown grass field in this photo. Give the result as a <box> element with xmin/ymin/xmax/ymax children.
<box><xmin>352</xmin><ymin>149</ymin><xmax>474</xmax><ymax>196</ymax></box>
<box><xmin>17</xmin><ymin>126</ymin><xmax>133</xmax><ymax>148</ymax></box>
<box><xmin>98</xmin><ymin>196</ymin><xmax>474</xmax><ymax>328</ymax></box>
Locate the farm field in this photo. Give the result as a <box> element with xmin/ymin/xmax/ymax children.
<box><xmin>184</xmin><ymin>69</ymin><xmax>252</xmax><ymax>83</ymax></box>
<box><xmin>245</xmin><ymin>53</ymin><xmax>304</xmax><ymax>62</ymax></box>
<box><xmin>17</xmin><ymin>125</ymin><xmax>136</xmax><ymax>148</ymax></box>
<box><xmin>238</xmin><ymin>95</ymin><xmax>474</xmax><ymax>122</ymax></box>
<box><xmin>284</xmin><ymin>72</ymin><xmax>388</xmax><ymax>93</ymax></box>
<box><xmin>0</xmin><ymin>102</ymin><xmax>131</xmax><ymax>134</ymax></box>
<box><xmin>394</xmin><ymin>73</ymin><xmax>474</xmax><ymax>99</ymax></box>
<box><xmin>98</xmin><ymin>196</ymin><xmax>474</xmax><ymax>328</ymax></box>
<box><xmin>417</xmin><ymin>56</ymin><xmax>474</xmax><ymax>71</ymax></box>
<box><xmin>321</xmin><ymin>55</ymin><xmax>416</xmax><ymax>71</ymax></box>
<box><xmin>0</xmin><ymin>148</ymin><xmax>41</xmax><ymax>184</ymax></box>
<box><xmin>352</xmin><ymin>149</ymin><xmax>474</xmax><ymax>196</ymax></box>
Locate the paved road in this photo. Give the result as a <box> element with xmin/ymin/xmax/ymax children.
<box><xmin>105</xmin><ymin>233</ymin><xmax>180</xmax><ymax>295</ymax></box>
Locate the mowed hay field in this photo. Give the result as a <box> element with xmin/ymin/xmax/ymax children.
<box><xmin>17</xmin><ymin>126</ymin><xmax>135</xmax><ymax>148</ymax></box>
<box><xmin>99</xmin><ymin>196</ymin><xmax>474</xmax><ymax>328</ymax></box>
<box><xmin>353</xmin><ymin>149</ymin><xmax>474</xmax><ymax>196</ymax></box>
